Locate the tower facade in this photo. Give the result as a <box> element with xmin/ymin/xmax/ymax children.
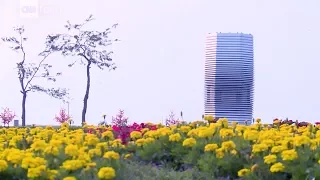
<box><xmin>204</xmin><ymin>33</ymin><xmax>254</xmax><ymax>124</ymax></box>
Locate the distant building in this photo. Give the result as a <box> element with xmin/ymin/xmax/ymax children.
<box><xmin>14</xmin><ymin>120</ymin><xmax>19</xmax><ymax>127</ymax></box>
<box><xmin>204</xmin><ymin>32</ymin><xmax>254</xmax><ymax>124</ymax></box>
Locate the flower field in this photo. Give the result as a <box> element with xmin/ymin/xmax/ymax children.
<box><xmin>1</xmin><ymin>118</ymin><xmax>320</xmax><ymax>180</ymax></box>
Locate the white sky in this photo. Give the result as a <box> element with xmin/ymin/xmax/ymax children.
<box><xmin>0</xmin><ymin>0</ymin><xmax>320</xmax><ymax>125</ymax></box>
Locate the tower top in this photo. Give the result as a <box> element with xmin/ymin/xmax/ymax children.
<box><xmin>207</xmin><ymin>32</ymin><xmax>252</xmax><ymax>36</ymax></box>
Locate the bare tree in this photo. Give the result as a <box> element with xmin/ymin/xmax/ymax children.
<box><xmin>42</xmin><ymin>15</ymin><xmax>118</xmax><ymax>124</ymax></box>
<box><xmin>1</xmin><ymin>26</ymin><xmax>67</xmax><ymax>126</ymax></box>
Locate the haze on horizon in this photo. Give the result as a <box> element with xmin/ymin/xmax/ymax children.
<box><xmin>0</xmin><ymin>0</ymin><xmax>319</xmax><ymax>125</ymax></box>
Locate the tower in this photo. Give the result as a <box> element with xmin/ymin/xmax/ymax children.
<box><xmin>204</xmin><ymin>33</ymin><xmax>254</xmax><ymax>124</ymax></box>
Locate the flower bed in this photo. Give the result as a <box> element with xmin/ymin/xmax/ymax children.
<box><xmin>1</xmin><ymin>118</ymin><xmax>320</xmax><ymax>179</ymax></box>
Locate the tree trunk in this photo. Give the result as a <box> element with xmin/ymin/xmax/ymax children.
<box><xmin>82</xmin><ymin>61</ymin><xmax>91</xmax><ymax>124</ymax></box>
<box><xmin>21</xmin><ymin>92</ymin><xmax>27</xmax><ymax>127</ymax></box>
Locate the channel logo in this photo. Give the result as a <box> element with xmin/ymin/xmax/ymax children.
<box><xmin>20</xmin><ymin>0</ymin><xmax>39</xmax><ymax>18</ymax></box>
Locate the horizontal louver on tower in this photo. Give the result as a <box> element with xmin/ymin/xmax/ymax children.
<box><xmin>204</xmin><ymin>33</ymin><xmax>254</xmax><ymax>124</ymax></box>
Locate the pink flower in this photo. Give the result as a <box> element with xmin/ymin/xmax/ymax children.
<box><xmin>0</xmin><ymin>108</ymin><xmax>16</xmax><ymax>127</ymax></box>
<box><xmin>55</xmin><ymin>108</ymin><xmax>70</xmax><ymax>124</ymax></box>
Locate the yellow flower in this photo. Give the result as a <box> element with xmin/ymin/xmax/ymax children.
<box><xmin>86</xmin><ymin>162</ymin><xmax>97</xmax><ymax>168</ymax></box>
<box><xmin>44</xmin><ymin>146</ymin><xmax>59</xmax><ymax>156</ymax></box>
<box><xmin>169</xmin><ymin>133</ymin><xmax>182</xmax><ymax>142</ymax></box>
<box><xmin>65</xmin><ymin>144</ymin><xmax>79</xmax><ymax>157</ymax></box>
<box><xmin>98</xmin><ymin>167</ymin><xmax>116</xmax><ymax>180</ymax></box>
<box><xmin>130</xmin><ymin>131</ymin><xmax>142</xmax><ymax>140</ymax></box>
<box><xmin>63</xmin><ymin>177</ymin><xmax>77</xmax><ymax>180</ymax></box>
<box><xmin>77</xmin><ymin>152</ymin><xmax>91</xmax><ymax>163</ymax></box>
<box><xmin>293</xmin><ymin>135</ymin><xmax>310</xmax><ymax>147</ymax></box>
<box><xmin>221</xmin><ymin>140</ymin><xmax>236</xmax><ymax>151</ymax></box>
<box><xmin>111</xmin><ymin>139</ymin><xmax>122</xmax><ymax>147</ymax></box>
<box><xmin>0</xmin><ymin>160</ymin><xmax>8</xmax><ymax>172</ymax></box>
<box><xmin>281</xmin><ymin>149</ymin><xmax>298</xmax><ymax>161</ymax></box>
<box><xmin>204</xmin><ymin>143</ymin><xmax>219</xmax><ymax>152</ymax></box>
<box><xmin>251</xmin><ymin>164</ymin><xmax>258</xmax><ymax>172</ymax></box>
<box><xmin>96</xmin><ymin>142</ymin><xmax>108</xmax><ymax>151</ymax></box>
<box><xmin>8</xmin><ymin>140</ymin><xmax>17</xmax><ymax>148</ymax></box>
<box><xmin>310</xmin><ymin>139</ymin><xmax>318</xmax><ymax>150</ymax></box>
<box><xmin>180</xmin><ymin>126</ymin><xmax>191</xmax><ymax>133</ymax></box>
<box><xmin>88</xmin><ymin>148</ymin><xmax>102</xmax><ymax>158</ymax></box>
<box><xmin>85</xmin><ymin>134</ymin><xmax>100</xmax><ymax>146</ymax></box>
<box><xmin>238</xmin><ymin>168</ymin><xmax>250</xmax><ymax>177</ymax></box>
<box><xmin>215</xmin><ymin>148</ymin><xmax>225</xmax><ymax>159</ymax></box>
<box><xmin>6</xmin><ymin>149</ymin><xmax>23</xmax><ymax>164</ymax></box>
<box><xmin>102</xmin><ymin>131</ymin><xmax>114</xmax><ymax>140</ymax></box>
<box><xmin>316</xmin><ymin>130</ymin><xmax>320</xmax><ymax>138</ymax></box>
<box><xmin>27</xmin><ymin>165</ymin><xmax>46</xmax><ymax>179</ymax></box>
<box><xmin>47</xmin><ymin>169</ymin><xmax>59</xmax><ymax>180</ymax></box>
<box><xmin>21</xmin><ymin>157</ymin><xmax>47</xmax><ymax>169</ymax></box>
<box><xmin>243</xmin><ymin>130</ymin><xmax>259</xmax><ymax>141</ymax></box>
<box><xmin>182</xmin><ymin>138</ymin><xmax>197</xmax><ymax>147</ymax></box>
<box><xmin>271</xmin><ymin>145</ymin><xmax>287</xmax><ymax>153</ymax></box>
<box><xmin>219</xmin><ymin>128</ymin><xmax>235</xmax><ymax>138</ymax></box>
<box><xmin>270</xmin><ymin>162</ymin><xmax>285</xmax><ymax>173</ymax></box>
<box><xmin>124</xmin><ymin>154</ymin><xmax>132</xmax><ymax>159</ymax></box>
<box><xmin>264</xmin><ymin>154</ymin><xmax>277</xmax><ymax>164</ymax></box>
<box><xmin>157</xmin><ymin>127</ymin><xmax>172</xmax><ymax>136</ymax></box>
<box><xmin>217</xmin><ymin>118</ymin><xmax>228</xmax><ymax>127</ymax></box>
<box><xmin>135</xmin><ymin>139</ymin><xmax>145</xmax><ymax>147</ymax></box>
<box><xmin>62</xmin><ymin>160</ymin><xmax>84</xmax><ymax>171</ymax></box>
<box><xmin>84</xmin><ymin>162</ymin><xmax>97</xmax><ymax>171</ymax></box>
<box><xmin>261</xmin><ymin>139</ymin><xmax>274</xmax><ymax>148</ymax></box>
<box><xmin>252</xmin><ymin>143</ymin><xmax>269</xmax><ymax>153</ymax></box>
<box><xmin>49</xmin><ymin>139</ymin><xmax>62</xmax><ymax>147</ymax></box>
<box><xmin>204</xmin><ymin>115</ymin><xmax>214</xmax><ymax>122</ymax></box>
<box><xmin>103</xmin><ymin>151</ymin><xmax>120</xmax><ymax>160</ymax></box>
<box><xmin>187</xmin><ymin>129</ymin><xmax>199</xmax><ymax>138</ymax></box>
<box><xmin>31</xmin><ymin>140</ymin><xmax>47</xmax><ymax>151</ymax></box>
<box><xmin>141</xmin><ymin>128</ymin><xmax>149</xmax><ymax>133</ymax></box>
<box><xmin>145</xmin><ymin>137</ymin><xmax>155</xmax><ymax>144</ymax></box>
<box><xmin>198</xmin><ymin>128</ymin><xmax>215</xmax><ymax>138</ymax></box>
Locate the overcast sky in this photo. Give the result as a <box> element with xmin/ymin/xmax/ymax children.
<box><xmin>0</xmin><ymin>0</ymin><xmax>319</xmax><ymax>125</ymax></box>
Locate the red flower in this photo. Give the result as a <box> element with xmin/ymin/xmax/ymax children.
<box><xmin>112</xmin><ymin>125</ymin><xmax>120</xmax><ymax>132</ymax></box>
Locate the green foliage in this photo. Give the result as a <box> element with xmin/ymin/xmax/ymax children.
<box><xmin>116</xmin><ymin>160</ymin><xmax>212</xmax><ymax>180</ymax></box>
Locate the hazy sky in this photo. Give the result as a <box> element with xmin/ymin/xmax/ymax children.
<box><xmin>0</xmin><ymin>0</ymin><xmax>320</xmax><ymax>125</ymax></box>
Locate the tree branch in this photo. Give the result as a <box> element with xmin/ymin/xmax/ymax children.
<box><xmin>24</xmin><ymin>53</ymin><xmax>51</xmax><ymax>90</ymax></box>
<box><xmin>18</xmin><ymin>33</ymin><xmax>27</xmax><ymax>93</ymax></box>
<box><xmin>19</xmin><ymin>34</ymin><xmax>26</xmax><ymax>65</ymax></box>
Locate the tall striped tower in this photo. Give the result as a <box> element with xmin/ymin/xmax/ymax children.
<box><xmin>204</xmin><ymin>33</ymin><xmax>254</xmax><ymax>124</ymax></box>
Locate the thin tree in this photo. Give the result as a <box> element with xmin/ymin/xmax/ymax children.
<box><xmin>42</xmin><ymin>15</ymin><xmax>118</xmax><ymax>124</ymax></box>
<box><xmin>1</xmin><ymin>26</ymin><xmax>67</xmax><ymax>126</ymax></box>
